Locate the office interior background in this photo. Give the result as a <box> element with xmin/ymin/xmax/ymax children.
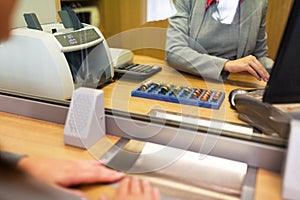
<box><xmin>58</xmin><ymin>0</ymin><xmax>293</xmax><ymax>61</ymax></box>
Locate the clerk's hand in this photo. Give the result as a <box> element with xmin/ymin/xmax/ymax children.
<box><xmin>223</xmin><ymin>55</ymin><xmax>270</xmax><ymax>82</ymax></box>
<box><xmin>17</xmin><ymin>157</ymin><xmax>125</xmax><ymax>197</ymax></box>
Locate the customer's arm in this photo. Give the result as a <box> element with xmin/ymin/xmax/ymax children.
<box><xmin>17</xmin><ymin>156</ymin><xmax>125</xmax><ymax>196</ymax></box>
<box><xmin>1</xmin><ymin>151</ymin><xmax>161</xmax><ymax>199</ymax></box>
<box><xmin>1</xmin><ymin>151</ymin><xmax>125</xmax><ymax>196</ymax></box>
<box><xmin>0</xmin><ymin>151</ymin><xmax>27</xmax><ymax>167</ymax></box>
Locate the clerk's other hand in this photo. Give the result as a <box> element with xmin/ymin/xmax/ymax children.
<box><xmin>223</xmin><ymin>55</ymin><xmax>270</xmax><ymax>82</ymax></box>
<box><xmin>17</xmin><ymin>158</ymin><xmax>125</xmax><ymax>197</ymax></box>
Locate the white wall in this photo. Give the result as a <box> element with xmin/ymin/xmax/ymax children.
<box><xmin>13</xmin><ymin>0</ymin><xmax>57</xmax><ymax>28</ymax></box>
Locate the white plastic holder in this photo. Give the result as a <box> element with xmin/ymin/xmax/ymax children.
<box><xmin>282</xmin><ymin>116</ymin><xmax>300</xmax><ymax>199</ymax></box>
<box><xmin>64</xmin><ymin>87</ymin><xmax>105</xmax><ymax>149</ymax></box>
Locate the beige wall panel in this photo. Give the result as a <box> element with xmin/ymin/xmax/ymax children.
<box><xmin>266</xmin><ymin>0</ymin><xmax>293</xmax><ymax>60</ymax></box>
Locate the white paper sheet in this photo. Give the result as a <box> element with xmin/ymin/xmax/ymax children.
<box><xmin>147</xmin><ymin>0</ymin><xmax>177</xmax><ymax>22</ymax></box>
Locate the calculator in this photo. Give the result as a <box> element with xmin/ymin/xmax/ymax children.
<box><xmin>114</xmin><ymin>63</ymin><xmax>162</xmax><ymax>80</ymax></box>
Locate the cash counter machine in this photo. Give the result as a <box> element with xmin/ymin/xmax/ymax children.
<box><xmin>0</xmin><ymin>9</ymin><xmax>114</xmax><ymax>100</ymax></box>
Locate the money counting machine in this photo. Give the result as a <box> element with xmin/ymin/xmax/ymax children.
<box><xmin>0</xmin><ymin>9</ymin><xmax>114</xmax><ymax>100</ymax></box>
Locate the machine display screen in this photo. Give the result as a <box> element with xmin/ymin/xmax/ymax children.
<box><xmin>55</xmin><ymin>28</ymin><xmax>100</xmax><ymax>47</ymax></box>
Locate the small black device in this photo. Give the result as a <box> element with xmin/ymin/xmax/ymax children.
<box><xmin>234</xmin><ymin>93</ymin><xmax>290</xmax><ymax>138</ymax></box>
<box><xmin>109</xmin><ymin>48</ymin><xmax>162</xmax><ymax>81</ymax></box>
<box><xmin>114</xmin><ymin>63</ymin><xmax>162</xmax><ymax>81</ymax></box>
<box><xmin>228</xmin><ymin>89</ymin><xmax>249</xmax><ymax>109</ymax></box>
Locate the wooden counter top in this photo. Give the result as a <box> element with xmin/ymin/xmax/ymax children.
<box><xmin>0</xmin><ymin>111</ymin><xmax>283</xmax><ymax>199</ymax></box>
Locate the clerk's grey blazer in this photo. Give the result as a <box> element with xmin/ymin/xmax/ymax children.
<box><xmin>165</xmin><ymin>0</ymin><xmax>274</xmax><ymax>81</ymax></box>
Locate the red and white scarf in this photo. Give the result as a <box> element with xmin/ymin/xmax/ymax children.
<box><xmin>207</xmin><ymin>0</ymin><xmax>242</xmax><ymax>24</ymax></box>
<box><xmin>206</xmin><ymin>0</ymin><xmax>242</xmax><ymax>9</ymax></box>
<box><xmin>206</xmin><ymin>0</ymin><xmax>220</xmax><ymax>10</ymax></box>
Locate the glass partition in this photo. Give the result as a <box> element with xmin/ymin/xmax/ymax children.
<box><xmin>0</xmin><ymin>0</ymin><xmax>294</xmax><ymax>148</ymax></box>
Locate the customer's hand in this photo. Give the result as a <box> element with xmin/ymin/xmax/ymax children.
<box><xmin>101</xmin><ymin>176</ymin><xmax>161</xmax><ymax>200</ymax></box>
<box><xmin>17</xmin><ymin>157</ymin><xmax>125</xmax><ymax>197</ymax></box>
<box><xmin>223</xmin><ymin>55</ymin><xmax>270</xmax><ymax>82</ymax></box>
